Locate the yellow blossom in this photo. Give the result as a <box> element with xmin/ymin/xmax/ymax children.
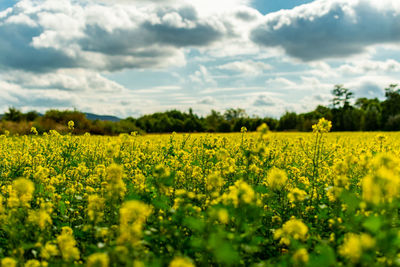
<box><xmin>220</xmin><ymin>180</ymin><xmax>255</xmax><ymax>207</ymax></box>
<box><xmin>312</xmin><ymin>118</ymin><xmax>332</xmax><ymax>133</ymax></box>
<box><xmin>169</xmin><ymin>257</ymin><xmax>195</xmax><ymax>267</ymax></box>
<box><xmin>288</xmin><ymin>188</ymin><xmax>307</xmax><ymax>203</ymax></box>
<box><xmin>105</xmin><ymin>164</ymin><xmax>126</xmax><ymax>200</ymax></box>
<box><xmin>57</xmin><ymin>227</ymin><xmax>80</xmax><ymax>261</ymax></box>
<box><xmin>87</xmin><ymin>253</ymin><xmax>109</xmax><ymax>267</ymax></box>
<box><xmin>28</xmin><ymin>209</ymin><xmax>52</xmax><ymax>230</ymax></box>
<box><xmin>118</xmin><ymin>200</ymin><xmax>152</xmax><ymax>245</ymax></box>
<box><xmin>266</xmin><ymin>167</ymin><xmax>288</xmax><ymax>190</ymax></box>
<box><xmin>68</xmin><ymin>121</ymin><xmax>74</xmax><ymax>130</ymax></box>
<box><xmin>40</xmin><ymin>242</ymin><xmax>59</xmax><ymax>260</ymax></box>
<box><xmin>339</xmin><ymin>233</ymin><xmax>375</xmax><ymax>263</ymax></box>
<box><xmin>10</xmin><ymin>178</ymin><xmax>35</xmax><ymax>207</ymax></box>
<box><xmin>87</xmin><ymin>194</ymin><xmax>105</xmax><ymax>223</ymax></box>
<box><xmin>1</xmin><ymin>258</ymin><xmax>17</xmax><ymax>267</ymax></box>
<box><xmin>217</xmin><ymin>209</ymin><xmax>229</xmax><ymax>224</ymax></box>
<box><xmin>274</xmin><ymin>217</ymin><xmax>308</xmax><ymax>246</ymax></box>
<box><xmin>293</xmin><ymin>248</ymin><xmax>309</xmax><ymax>264</ymax></box>
<box><xmin>24</xmin><ymin>260</ymin><xmax>41</xmax><ymax>267</ymax></box>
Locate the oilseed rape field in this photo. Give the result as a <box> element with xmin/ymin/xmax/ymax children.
<box><xmin>1</xmin><ymin>119</ymin><xmax>400</xmax><ymax>266</ymax></box>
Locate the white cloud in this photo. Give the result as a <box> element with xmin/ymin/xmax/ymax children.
<box><xmin>345</xmin><ymin>75</ymin><xmax>400</xmax><ymax>98</ymax></box>
<box><xmin>338</xmin><ymin>59</ymin><xmax>400</xmax><ymax>75</ymax></box>
<box><xmin>189</xmin><ymin>65</ymin><xmax>216</xmax><ymax>86</ymax></box>
<box><xmin>217</xmin><ymin>60</ymin><xmax>272</xmax><ymax>76</ymax></box>
<box><xmin>4</xmin><ymin>69</ymin><xmax>126</xmax><ymax>92</ymax></box>
<box><xmin>266</xmin><ymin>77</ymin><xmax>296</xmax><ymax>88</ymax></box>
<box><xmin>197</xmin><ymin>96</ymin><xmax>216</xmax><ymax>105</ymax></box>
<box><xmin>251</xmin><ymin>0</ymin><xmax>400</xmax><ymax>61</ymax></box>
<box><xmin>91</xmin><ymin>0</ymin><xmax>251</xmax><ymax>16</ymax></box>
<box><xmin>0</xmin><ymin>0</ymin><xmax>242</xmax><ymax>72</ymax></box>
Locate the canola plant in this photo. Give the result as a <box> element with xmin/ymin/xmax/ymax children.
<box><xmin>0</xmin><ymin>119</ymin><xmax>400</xmax><ymax>266</ymax></box>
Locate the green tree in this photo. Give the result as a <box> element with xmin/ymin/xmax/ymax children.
<box><xmin>356</xmin><ymin>98</ymin><xmax>382</xmax><ymax>131</ymax></box>
<box><xmin>331</xmin><ymin>84</ymin><xmax>353</xmax><ymax>109</ymax></box>
<box><xmin>382</xmin><ymin>84</ymin><xmax>400</xmax><ymax>130</ymax></box>
<box><xmin>3</xmin><ymin>107</ymin><xmax>23</xmax><ymax>122</ymax></box>
<box><xmin>278</xmin><ymin>111</ymin><xmax>298</xmax><ymax>131</ymax></box>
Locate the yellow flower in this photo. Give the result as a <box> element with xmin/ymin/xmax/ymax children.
<box><xmin>293</xmin><ymin>248</ymin><xmax>309</xmax><ymax>264</ymax></box>
<box><xmin>40</xmin><ymin>242</ymin><xmax>59</xmax><ymax>260</ymax></box>
<box><xmin>1</xmin><ymin>257</ymin><xmax>17</xmax><ymax>267</ymax></box>
<box><xmin>312</xmin><ymin>118</ymin><xmax>332</xmax><ymax>133</ymax></box>
<box><xmin>57</xmin><ymin>227</ymin><xmax>80</xmax><ymax>261</ymax></box>
<box><xmin>334</xmin><ymin>175</ymin><xmax>349</xmax><ymax>189</ymax></box>
<box><xmin>68</xmin><ymin>120</ymin><xmax>74</xmax><ymax>130</ymax></box>
<box><xmin>266</xmin><ymin>167</ymin><xmax>288</xmax><ymax>190</ymax></box>
<box><xmin>205</xmin><ymin>172</ymin><xmax>224</xmax><ymax>192</ymax></box>
<box><xmin>28</xmin><ymin>209</ymin><xmax>52</xmax><ymax>230</ymax></box>
<box><xmin>24</xmin><ymin>260</ymin><xmax>41</xmax><ymax>267</ymax></box>
<box><xmin>220</xmin><ymin>180</ymin><xmax>255</xmax><ymax>207</ymax></box>
<box><xmin>87</xmin><ymin>253</ymin><xmax>109</xmax><ymax>267</ymax></box>
<box><xmin>87</xmin><ymin>195</ymin><xmax>105</xmax><ymax>223</ymax></box>
<box><xmin>362</xmin><ymin>165</ymin><xmax>400</xmax><ymax>205</ymax></box>
<box><xmin>118</xmin><ymin>200</ymin><xmax>152</xmax><ymax>245</ymax></box>
<box><xmin>30</xmin><ymin>127</ymin><xmax>38</xmax><ymax>135</ymax></box>
<box><xmin>257</xmin><ymin>123</ymin><xmax>269</xmax><ymax>134</ymax></box>
<box><xmin>217</xmin><ymin>209</ymin><xmax>229</xmax><ymax>224</ymax></box>
<box><xmin>339</xmin><ymin>233</ymin><xmax>375</xmax><ymax>263</ymax></box>
<box><xmin>105</xmin><ymin>164</ymin><xmax>126</xmax><ymax>200</ymax></box>
<box><xmin>288</xmin><ymin>188</ymin><xmax>307</xmax><ymax>203</ymax></box>
<box><xmin>169</xmin><ymin>257</ymin><xmax>195</xmax><ymax>267</ymax></box>
<box><xmin>11</xmin><ymin>178</ymin><xmax>35</xmax><ymax>207</ymax></box>
<box><xmin>274</xmin><ymin>217</ymin><xmax>308</xmax><ymax>246</ymax></box>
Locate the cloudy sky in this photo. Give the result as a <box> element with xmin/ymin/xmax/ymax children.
<box><xmin>1</xmin><ymin>0</ymin><xmax>400</xmax><ymax>118</ymax></box>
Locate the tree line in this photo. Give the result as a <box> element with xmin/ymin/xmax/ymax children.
<box><xmin>1</xmin><ymin>84</ymin><xmax>400</xmax><ymax>135</ymax></box>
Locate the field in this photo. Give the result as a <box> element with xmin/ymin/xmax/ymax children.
<box><xmin>1</xmin><ymin>119</ymin><xmax>400</xmax><ymax>266</ymax></box>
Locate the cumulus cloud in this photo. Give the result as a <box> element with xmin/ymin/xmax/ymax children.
<box><xmin>91</xmin><ymin>0</ymin><xmax>251</xmax><ymax>16</ymax></box>
<box><xmin>0</xmin><ymin>74</ymin><xmax>154</xmax><ymax>116</ymax></box>
<box><xmin>345</xmin><ymin>76</ymin><xmax>400</xmax><ymax>98</ymax></box>
<box><xmin>197</xmin><ymin>96</ymin><xmax>216</xmax><ymax>105</ymax></box>
<box><xmin>189</xmin><ymin>65</ymin><xmax>216</xmax><ymax>86</ymax></box>
<box><xmin>253</xmin><ymin>94</ymin><xmax>276</xmax><ymax>106</ymax></box>
<box><xmin>251</xmin><ymin>0</ymin><xmax>400</xmax><ymax>61</ymax></box>
<box><xmin>266</xmin><ymin>77</ymin><xmax>296</xmax><ymax>88</ymax></box>
<box><xmin>217</xmin><ymin>60</ymin><xmax>272</xmax><ymax>76</ymax></box>
<box><xmin>0</xmin><ymin>0</ymin><xmax>237</xmax><ymax>72</ymax></box>
<box><xmin>4</xmin><ymin>69</ymin><xmax>126</xmax><ymax>92</ymax></box>
<box><xmin>338</xmin><ymin>59</ymin><xmax>400</xmax><ymax>75</ymax></box>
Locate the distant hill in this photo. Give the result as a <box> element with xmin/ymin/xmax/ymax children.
<box><xmin>84</xmin><ymin>113</ymin><xmax>121</xmax><ymax>122</ymax></box>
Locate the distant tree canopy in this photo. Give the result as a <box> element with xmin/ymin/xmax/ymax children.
<box><xmin>1</xmin><ymin>83</ymin><xmax>400</xmax><ymax>135</ymax></box>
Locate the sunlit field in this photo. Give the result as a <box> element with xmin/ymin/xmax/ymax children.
<box><xmin>1</xmin><ymin>120</ymin><xmax>400</xmax><ymax>266</ymax></box>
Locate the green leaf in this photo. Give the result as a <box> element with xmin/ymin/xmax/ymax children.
<box><xmin>309</xmin><ymin>244</ymin><xmax>336</xmax><ymax>267</ymax></box>
<box><xmin>363</xmin><ymin>216</ymin><xmax>382</xmax><ymax>233</ymax></box>
<box><xmin>340</xmin><ymin>190</ymin><xmax>360</xmax><ymax>213</ymax></box>
<box><xmin>58</xmin><ymin>201</ymin><xmax>66</xmax><ymax>216</ymax></box>
<box><xmin>183</xmin><ymin>217</ymin><xmax>205</xmax><ymax>232</ymax></box>
<box><xmin>209</xmin><ymin>233</ymin><xmax>240</xmax><ymax>264</ymax></box>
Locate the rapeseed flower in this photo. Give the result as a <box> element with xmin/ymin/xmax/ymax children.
<box><xmin>266</xmin><ymin>167</ymin><xmax>288</xmax><ymax>190</ymax></box>
<box><xmin>57</xmin><ymin>227</ymin><xmax>80</xmax><ymax>261</ymax></box>
<box><xmin>274</xmin><ymin>217</ymin><xmax>308</xmax><ymax>246</ymax></box>
<box><xmin>169</xmin><ymin>257</ymin><xmax>195</xmax><ymax>267</ymax></box>
<box><xmin>339</xmin><ymin>233</ymin><xmax>375</xmax><ymax>263</ymax></box>
<box><xmin>87</xmin><ymin>253</ymin><xmax>109</xmax><ymax>267</ymax></box>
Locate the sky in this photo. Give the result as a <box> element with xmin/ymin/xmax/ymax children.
<box><xmin>1</xmin><ymin>0</ymin><xmax>400</xmax><ymax>118</ymax></box>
